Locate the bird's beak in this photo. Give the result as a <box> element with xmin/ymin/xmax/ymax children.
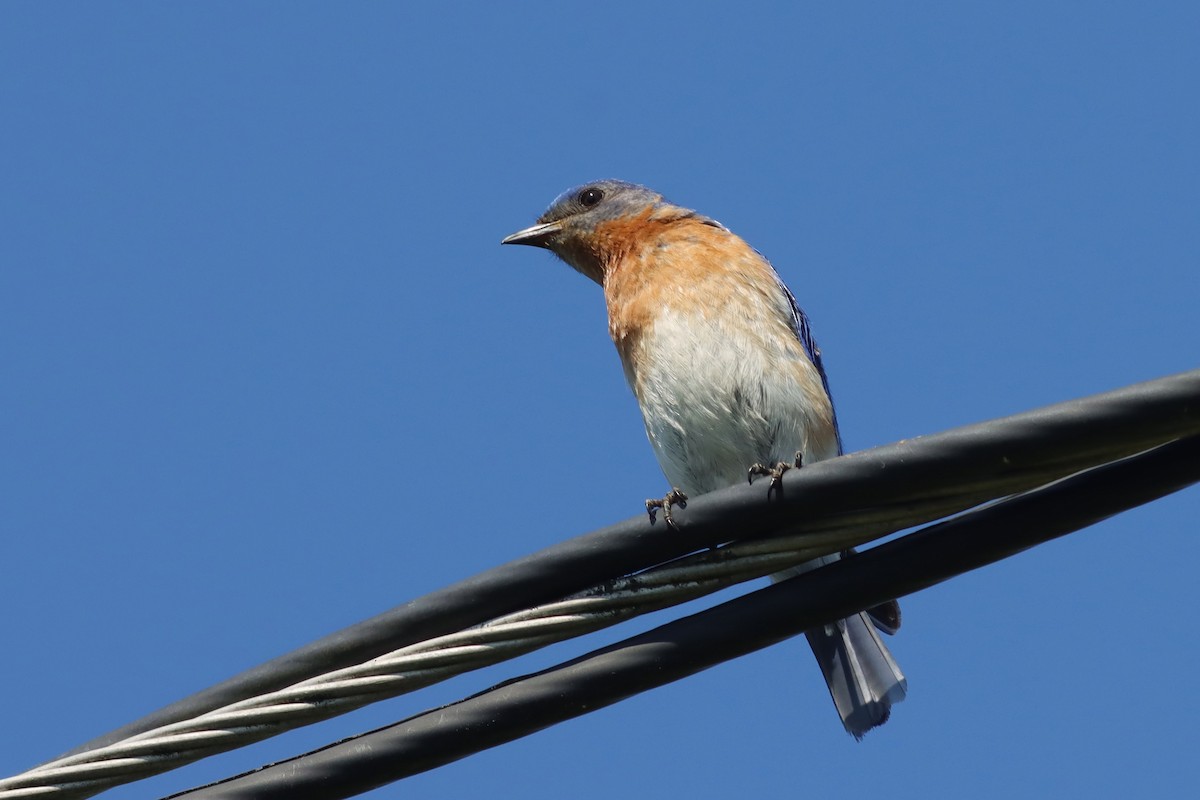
<box><xmin>501</xmin><ymin>221</ymin><xmax>563</xmax><ymax>248</ymax></box>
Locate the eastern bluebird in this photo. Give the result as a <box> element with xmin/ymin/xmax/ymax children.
<box><xmin>502</xmin><ymin>180</ymin><xmax>906</xmax><ymax>737</ymax></box>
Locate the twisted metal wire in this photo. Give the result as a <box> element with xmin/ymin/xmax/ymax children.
<box><xmin>0</xmin><ymin>530</ymin><xmax>873</xmax><ymax>798</ymax></box>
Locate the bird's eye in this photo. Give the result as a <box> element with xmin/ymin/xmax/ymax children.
<box><xmin>578</xmin><ymin>187</ymin><xmax>604</xmax><ymax>207</ymax></box>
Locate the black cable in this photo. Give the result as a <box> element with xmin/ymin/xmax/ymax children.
<box><xmin>169</xmin><ymin>434</ymin><xmax>1200</xmax><ymax>800</ymax></box>
<box><xmin>62</xmin><ymin>368</ymin><xmax>1200</xmax><ymax>758</ymax></box>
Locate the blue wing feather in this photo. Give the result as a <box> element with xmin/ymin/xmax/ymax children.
<box><xmin>780</xmin><ymin>281</ymin><xmax>843</xmax><ymax>455</ymax></box>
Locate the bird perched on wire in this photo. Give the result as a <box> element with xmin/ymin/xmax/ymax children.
<box><xmin>502</xmin><ymin>179</ymin><xmax>906</xmax><ymax>738</ymax></box>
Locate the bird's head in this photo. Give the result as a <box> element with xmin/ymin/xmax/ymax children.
<box><xmin>502</xmin><ymin>180</ymin><xmax>705</xmax><ymax>284</ymax></box>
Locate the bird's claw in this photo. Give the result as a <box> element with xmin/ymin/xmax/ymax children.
<box><xmin>646</xmin><ymin>488</ymin><xmax>688</xmax><ymax>529</ymax></box>
<box><xmin>747</xmin><ymin>451</ymin><xmax>804</xmax><ymax>498</ymax></box>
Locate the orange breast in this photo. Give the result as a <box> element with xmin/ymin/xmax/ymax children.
<box><xmin>601</xmin><ymin>216</ymin><xmax>789</xmax><ymax>370</ymax></box>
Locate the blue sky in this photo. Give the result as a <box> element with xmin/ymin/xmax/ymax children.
<box><xmin>2</xmin><ymin>2</ymin><xmax>1197</xmax><ymax>798</ymax></box>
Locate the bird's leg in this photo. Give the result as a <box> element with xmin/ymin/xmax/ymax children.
<box><xmin>747</xmin><ymin>451</ymin><xmax>804</xmax><ymax>499</ymax></box>
<box><xmin>646</xmin><ymin>488</ymin><xmax>688</xmax><ymax>528</ymax></box>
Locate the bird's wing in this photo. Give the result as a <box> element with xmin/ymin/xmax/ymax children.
<box><xmin>780</xmin><ymin>280</ymin><xmax>843</xmax><ymax>454</ymax></box>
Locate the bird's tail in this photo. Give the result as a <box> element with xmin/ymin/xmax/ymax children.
<box><xmin>773</xmin><ymin>556</ymin><xmax>907</xmax><ymax>739</ymax></box>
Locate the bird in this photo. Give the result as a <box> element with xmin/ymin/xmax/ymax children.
<box><xmin>501</xmin><ymin>179</ymin><xmax>906</xmax><ymax>738</ymax></box>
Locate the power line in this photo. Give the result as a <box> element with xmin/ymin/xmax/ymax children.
<box><xmin>1</xmin><ymin>369</ymin><xmax>1196</xmax><ymax>800</ymax></box>
<box><xmin>171</xmin><ymin>435</ymin><xmax>1200</xmax><ymax>800</ymax></box>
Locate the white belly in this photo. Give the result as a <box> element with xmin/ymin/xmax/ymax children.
<box><xmin>626</xmin><ymin>308</ymin><xmax>838</xmax><ymax>495</ymax></box>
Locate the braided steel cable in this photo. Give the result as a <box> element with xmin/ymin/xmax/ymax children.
<box><xmin>0</xmin><ymin>513</ymin><xmax>929</xmax><ymax>799</ymax></box>
<box><xmin>1</xmin><ymin>369</ymin><xmax>1196</xmax><ymax>800</ymax></box>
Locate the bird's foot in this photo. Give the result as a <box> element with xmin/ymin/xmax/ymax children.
<box><xmin>646</xmin><ymin>488</ymin><xmax>688</xmax><ymax>529</ymax></box>
<box><xmin>747</xmin><ymin>451</ymin><xmax>804</xmax><ymax>498</ymax></box>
